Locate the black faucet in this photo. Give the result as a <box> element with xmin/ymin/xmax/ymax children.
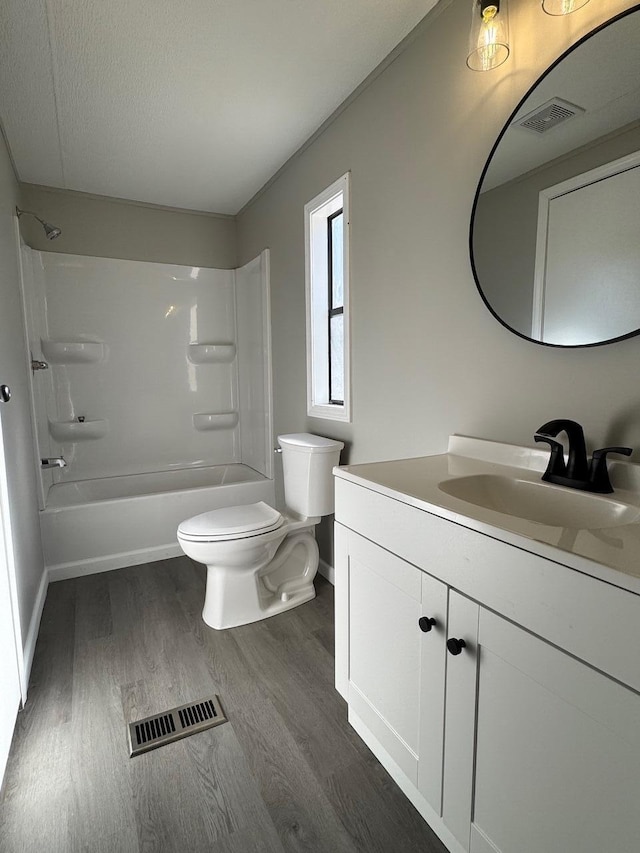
<box><xmin>534</xmin><ymin>419</ymin><xmax>632</xmax><ymax>494</ymax></box>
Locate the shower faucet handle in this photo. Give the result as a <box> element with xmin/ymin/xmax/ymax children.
<box><xmin>41</xmin><ymin>457</ymin><xmax>67</xmax><ymax>469</ymax></box>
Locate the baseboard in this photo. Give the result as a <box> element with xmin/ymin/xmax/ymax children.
<box><xmin>317</xmin><ymin>558</ymin><xmax>335</xmax><ymax>585</ymax></box>
<box><xmin>47</xmin><ymin>543</ymin><xmax>183</xmax><ymax>582</ymax></box>
<box><xmin>20</xmin><ymin>568</ymin><xmax>49</xmax><ymax>701</ymax></box>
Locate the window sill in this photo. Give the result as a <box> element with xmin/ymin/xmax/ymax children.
<box><xmin>308</xmin><ymin>403</ymin><xmax>351</xmax><ymax>423</ymax></box>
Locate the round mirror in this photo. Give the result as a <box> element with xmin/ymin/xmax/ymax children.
<box><xmin>470</xmin><ymin>5</ymin><xmax>640</xmax><ymax>347</ymax></box>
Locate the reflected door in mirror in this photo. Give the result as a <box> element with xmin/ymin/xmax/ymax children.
<box><xmin>533</xmin><ymin>156</ymin><xmax>640</xmax><ymax>345</ymax></box>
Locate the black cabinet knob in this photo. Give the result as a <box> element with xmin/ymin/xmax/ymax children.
<box><xmin>0</xmin><ymin>385</ymin><xmax>11</xmax><ymax>403</ymax></box>
<box><xmin>418</xmin><ymin>616</ymin><xmax>437</xmax><ymax>633</ymax></box>
<box><xmin>446</xmin><ymin>637</ymin><xmax>467</xmax><ymax>656</ymax></box>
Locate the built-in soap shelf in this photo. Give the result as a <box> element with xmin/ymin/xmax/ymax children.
<box><xmin>192</xmin><ymin>412</ymin><xmax>239</xmax><ymax>431</ymax></box>
<box><xmin>41</xmin><ymin>338</ymin><xmax>106</xmax><ymax>364</ymax></box>
<box><xmin>188</xmin><ymin>343</ymin><xmax>236</xmax><ymax>364</ymax></box>
<box><xmin>48</xmin><ymin>419</ymin><xmax>109</xmax><ymax>442</ymax></box>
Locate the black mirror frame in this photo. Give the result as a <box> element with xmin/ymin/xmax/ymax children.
<box><xmin>469</xmin><ymin>3</ymin><xmax>640</xmax><ymax>349</ymax></box>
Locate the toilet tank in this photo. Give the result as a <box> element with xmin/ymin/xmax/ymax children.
<box><xmin>278</xmin><ymin>433</ymin><xmax>344</xmax><ymax>517</ymax></box>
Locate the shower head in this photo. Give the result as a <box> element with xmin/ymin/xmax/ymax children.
<box><xmin>16</xmin><ymin>207</ymin><xmax>62</xmax><ymax>240</ymax></box>
<box><xmin>43</xmin><ymin>221</ymin><xmax>62</xmax><ymax>240</ymax></box>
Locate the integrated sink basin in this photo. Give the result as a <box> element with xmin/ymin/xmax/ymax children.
<box><xmin>439</xmin><ymin>474</ymin><xmax>640</xmax><ymax>529</ymax></box>
<box><xmin>334</xmin><ymin>435</ymin><xmax>640</xmax><ymax>587</ymax></box>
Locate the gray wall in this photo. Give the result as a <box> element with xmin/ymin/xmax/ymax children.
<box><xmin>475</xmin><ymin>122</ymin><xmax>640</xmax><ymax>336</ymax></box>
<box><xmin>19</xmin><ymin>184</ymin><xmax>238</xmax><ymax>268</ymax></box>
<box><xmin>0</xmin><ymin>136</ymin><xmax>45</xmax><ymax>661</ymax></box>
<box><xmin>237</xmin><ymin>0</ymin><xmax>640</xmax><ymax>465</ymax></box>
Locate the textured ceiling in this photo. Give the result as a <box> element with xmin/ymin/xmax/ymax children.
<box><xmin>0</xmin><ymin>0</ymin><xmax>438</xmax><ymax>214</ymax></box>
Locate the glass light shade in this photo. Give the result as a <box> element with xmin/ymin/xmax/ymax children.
<box><xmin>542</xmin><ymin>0</ymin><xmax>590</xmax><ymax>15</ymax></box>
<box><xmin>467</xmin><ymin>0</ymin><xmax>510</xmax><ymax>72</ymax></box>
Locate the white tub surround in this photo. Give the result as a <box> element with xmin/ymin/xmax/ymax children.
<box><xmin>19</xmin><ymin>247</ymin><xmax>274</xmax><ymax>577</ymax></box>
<box><xmin>22</xmin><ymin>251</ymin><xmax>274</xmax><ymax>486</ymax></box>
<box><xmin>334</xmin><ymin>436</ymin><xmax>640</xmax><ymax>853</ymax></box>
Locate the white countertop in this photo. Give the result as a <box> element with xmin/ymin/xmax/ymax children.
<box><xmin>334</xmin><ymin>436</ymin><xmax>640</xmax><ymax>596</ymax></box>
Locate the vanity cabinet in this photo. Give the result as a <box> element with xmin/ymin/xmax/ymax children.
<box><xmin>334</xmin><ymin>474</ymin><xmax>640</xmax><ymax>853</ymax></box>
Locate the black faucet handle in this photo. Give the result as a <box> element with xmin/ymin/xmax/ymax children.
<box><xmin>534</xmin><ymin>434</ymin><xmax>567</xmax><ymax>479</ymax></box>
<box><xmin>592</xmin><ymin>446</ymin><xmax>632</xmax><ymax>458</ymax></box>
<box><xmin>589</xmin><ymin>446</ymin><xmax>633</xmax><ymax>494</ymax></box>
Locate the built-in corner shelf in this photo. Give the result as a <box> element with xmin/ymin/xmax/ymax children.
<box><xmin>48</xmin><ymin>419</ymin><xmax>109</xmax><ymax>442</ymax></box>
<box><xmin>41</xmin><ymin>339</ymin><xmax>106</xmax><ymax>364</ymax></box>
<box><xmin>188</xmin><ymin>343</ymin><xmax>236</xmax><ymax>364</ymax></box>
<box><xmin>192</xmin><ymin>412</ymin><xmax>239</xmax><ymax>431</ymax></box>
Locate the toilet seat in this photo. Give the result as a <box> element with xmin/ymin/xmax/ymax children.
<box><xmin>177</xmin><ymin>501</ymin><xmax>283</xmax><ymax>543</ymax></box>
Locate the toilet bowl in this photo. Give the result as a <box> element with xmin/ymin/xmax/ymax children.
<box><xmin>177</xmin><ymin>434</ymin><xmax>343</xmax><ymax>629</ymax></box>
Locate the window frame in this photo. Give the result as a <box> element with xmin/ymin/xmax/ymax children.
<box><xmin>304</xmin><ymin>172</ymin><xmax>351</xmax><ymax>422</ymax></box>
<box><xmin>327</xmin><ymin>207</ymin><xmax>344</xmax><ymax>405</ymax></box>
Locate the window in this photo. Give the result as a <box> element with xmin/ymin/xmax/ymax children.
<box><xmin>304</xmin><ymin>173</ymin><xmax>350</xmax><ymax>421</ymax></box>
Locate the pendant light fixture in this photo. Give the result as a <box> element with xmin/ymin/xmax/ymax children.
<box><xmin>466</xmin><ymin>0</ymin><xmax>510</xmax><ymax>72</ymax></box>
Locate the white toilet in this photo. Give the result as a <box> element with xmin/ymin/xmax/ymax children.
<box><xmin>177</xmin><ymin>433</ymin><xmax>344</xmax><ymax>629</ymax></box>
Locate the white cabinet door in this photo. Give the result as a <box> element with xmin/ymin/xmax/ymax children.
<box><xmin>348</xmin><ymin>531</ymin><xmax>423</xmax><ymax>783</ymax></box>
<box><xmin>443</xmin><ymin>595</ymin><xmax>640</xmax><ymax>853</ymax></box>
<box><xmin>345</xmin><ymin>530</ymin><xmax>448</xmax><ymax>804</ymax></box>
<box><xmin>470</xmin><ymin>607</ymin><xmax>640</xmax><ymax>853</ymax></box>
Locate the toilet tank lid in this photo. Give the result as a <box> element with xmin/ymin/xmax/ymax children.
<box><xmin>278</xmin><ymin>433</ymin><xmax>344</xmax><ymax>454</ymax></box>
<box><xmin>178</xmin><ymin>501</ymin><xmax>283</xmax><ymax>539</ymax></box>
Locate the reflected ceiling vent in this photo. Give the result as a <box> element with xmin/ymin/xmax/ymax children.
<box><xmin>513</xmin><ymin>97</ymin><xmax>585</xmax><ymax>134</ymax></box>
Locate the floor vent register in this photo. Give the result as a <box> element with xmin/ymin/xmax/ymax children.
<box><xmin>128</xmin><ymin>695</ymin><xmax>227</xmax><ymax>757</ymax></box>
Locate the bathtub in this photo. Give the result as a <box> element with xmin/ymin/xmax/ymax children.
<box><xmin>40</xmin><ymin>464</ymin><xmax>275</xmax><ymax>581</ymax></box>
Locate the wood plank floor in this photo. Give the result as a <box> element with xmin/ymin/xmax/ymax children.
<box><xmin>0</xmin><ymin>558</ymin><xmax>449</xmax><ymax>853</ymax></box>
